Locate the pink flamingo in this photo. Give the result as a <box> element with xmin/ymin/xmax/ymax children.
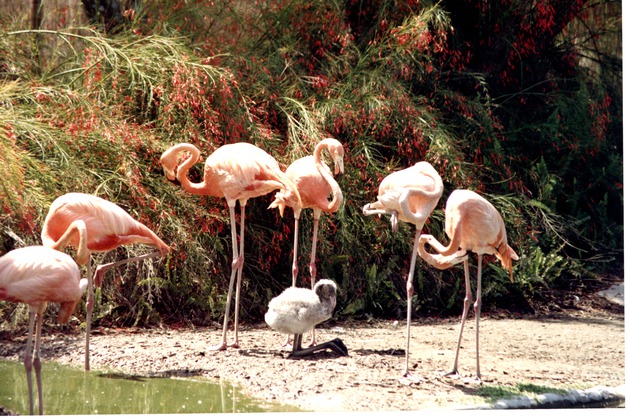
<box><xmin>160</xmin><ymin>142</ymin><xmax>302</xmax><ymax>351</ymax></box>
<box><xmin>418</xmin><ymin>189</ymin><xmax>519</xmax><ymax>381</ymax></box>
<box><xmin>268</xmin><ymin>138</ymin><xmax>344</xmax><ymax>346</ymax></box>
<box><xmin>41</xmin><ymin>192</ymin><xmax>170</xmax><ymax>370</ymax></box>
<box><xmin>362</xmin><ymin>162</ymin><xmax>443</xmax><ymax>379</ymax></box>
<box><xmin>0</xmin><ymin>246</ymin><xmax>88</xmax><ymax>415</ymax></box>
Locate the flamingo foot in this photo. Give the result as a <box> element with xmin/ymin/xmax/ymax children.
<box><xmin>461</xmin><ymin>375</ymin><xmax>483</xmax><ymax>385</ymax></box>
<box><xmin>207</xmin><ymin>342</ymin><xmax>228</xmax><ymax>351</ymax></box>
<box><xmin>441</xmin><ymin>369</ymin><xmax>460</xmax><ymax>379</ymax></box>
<box><xmin>280</xmin><ymin>335</ymin><xmax>293</xmax><ymax>350</ymax></box>
<box><xmin>400</xmin><ymin>371</ymin><xmax>427</xmax><ymax>384</ymax></box>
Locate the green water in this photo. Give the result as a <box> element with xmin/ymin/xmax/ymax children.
<box><xmin>0</xmin><ymin>360</ymin><xmax>298</xmax><ymax>415</ymax></box>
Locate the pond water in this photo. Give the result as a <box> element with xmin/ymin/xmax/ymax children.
<box><xmin>0</xmin><ymin>360</ymin><xmax>299</xmax><ymax>415</ymax></box>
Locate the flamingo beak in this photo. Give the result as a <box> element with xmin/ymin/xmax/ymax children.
<box><xmin>334</xmin><ymin>155</ymin><xmax>344</xmax><ymax>175</ymax></box>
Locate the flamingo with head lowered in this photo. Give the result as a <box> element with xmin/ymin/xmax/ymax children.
<box><xmin>1</xmin><ymin>246</ymin><xmax>88</xmax><ymax>415</ymax></box>
<box><xmin>41</xmin><ymin>192</ymin><xmax>170</xmax><ymax>371</ymax></box>
<box><xmin>160</xmin><ymin>142</ymin><xmax>302</xmax><ymax>351</ymax></box>
<box><xmin>418</xmin><ymin>189</ymin><xmax>519</xmax><ymax>382</ymax></box>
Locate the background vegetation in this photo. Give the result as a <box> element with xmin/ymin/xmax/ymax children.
<box><xmin>0</xmin><ymin>0</ymin><xmax>622</xmax><ymax>329</ymax></box>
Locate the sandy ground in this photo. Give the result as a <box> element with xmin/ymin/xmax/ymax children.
<box><xmin>0</xmin><ymin>284</ymin><xmax>625</xmax><ymax>413</ymax></box>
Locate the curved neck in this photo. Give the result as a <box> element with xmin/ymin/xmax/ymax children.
<box><xmin>46</xmin><ymin>220</ymin><xmax>90</xmax><ymax>265</ymax></box>
<box><xmin>418</xmin><ymin>163</ymin><xmax>444</xmax><ymax>199</ymax></box>
<box><xmin>175</xmin><ymin>144</ymin><xmax>212</xmax><ymax>196</ymax></box>
<box><xmin>314</xmin><ymin>141</ymin><xmax>343</xmax><ymax>212</ymax></box>
<box><xmin>313</xmin><ymin>139</ymin><xmax>337</xmax><ymax>168</ymax></box>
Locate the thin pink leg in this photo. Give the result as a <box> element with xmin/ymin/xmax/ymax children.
<box><xmin>23</xmin><ymin>309</ymin><xmax>36</xmax><ymax>415</ymax></box>
<box><xmin>307</xmin><ymin>210</ymin><xmax>321</xmax><ymax>347</ymax></box>
<box><xmin>230</xmin><ymin>200</ymin><xmax>247</xmax><ymax>349</ymax></box>
<box><xmin>402</xmin><ymin>229</ymin><xmax>422</xmax><ymax>379</ymax></box>
<box><xmin>474</xmin><ymin>254</ymin><xmax>483</xmax><ymax>381</ymax></box>
<box><xmin>86</xmin><ymin>250</ymin><xmax>164</xmax><ymax>369</ymax></box>
<box><xmin>282</xmin><ymin>211</ymin><xmax>302</xmax><ymax>349</ymax></box>
<box><xmin>93</xmin><ymin>251</ymin><xmax>164</xmax><ymax>288</ymax></box>
<box><xmin>445</xmin><ymin>258</ymin><xmax>473</xmax><ymax>377</ymax></box>
<box><xmin>209</xmin><ymin>200</ymin><xmax>240</xmax><ymax>351</ymax></box>
<box><xmin>33</xmin><ymin>311</ymin><xmax>44</xmax><ymax>415</ymax></box>
<box><xmin>85</xmin><ymin>257</ymin><xmax>94</xmax><ymax>371</ymax></box>
<box><xmin>291</xmin><ymin>209</ymin><xmax>301</xmax><ymax>287</ymax></box>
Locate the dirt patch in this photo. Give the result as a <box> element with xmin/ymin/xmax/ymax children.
<box><xmin>0</xmin><ymin>287</ymin><xmax>625</xmax><ymax>412</ymax></box>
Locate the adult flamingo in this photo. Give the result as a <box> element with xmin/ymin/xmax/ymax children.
<box><xmin>0</xmin><ymin>246</ymin><xmax>88</xmax><ymax>415</ymax></box>
<box><xmin>268</xmin><ymin>138</ymin><xmax>344</xmax><ymax>345</ymax></box>
<box><xmin>362</xmin><ymin>161</ymin><xmax>443</xmax><ymax>379</ymax></box>
<box><xmin>418</xmin><ymin>189</ymin><xmax>519</xmax><ymax>381</ymax></box>
<box><xmin>160</xmin><ymin>142</ymin><xmax>302</xmax><ymax>351</ymax></box>
<box><xmin>41</xmin><ymin>192</ymin><xmax>170</xmax><ymax>371</ymax></box>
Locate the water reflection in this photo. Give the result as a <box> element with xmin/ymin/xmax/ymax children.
<box><xmin>0</xmin><ymin>360</ymin><xmax>297</xmax><ymax>415</ymax></box>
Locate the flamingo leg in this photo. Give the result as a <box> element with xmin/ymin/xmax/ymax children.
<box><xmin>290</xmin><ymin>335</ymin><xmax>348</xmax><ymax>358</ymax></box>
<box><xmin>33</xmin><ymin>311</ymin><xmax>44</xmax><ymax>415</ymax></box>
<box><xmin>93</xmin><ymin>251</ymin><xmax>164</xmax><ymax>288</ymax></box>
<box><xmin>291</xmin><ymin>209</ymin><xmax>301</xmax><ymax>287</ymax></box>
<box><xmin>23</xmin><ymin>308</ymin><xmax>36</xmax><ymax>415</ymax></box>
<box><xmin>85</xmin><ymin>257</ymin><xmax>94</xmax><ymax>371</ymax></box>
<box><xmin>281</xmin><ymin>210</ymin><xmax>302</xmax><ymax>349</ymax></box>
<box><xmin>82</xmin><ymin>250</ymin><xmax>164</xmax><ymax>368</ymax></box>
<box><xmin>209</xmin><ymin>200</ymin><xmax>239</xmax><ymax>351</ymax></box>
<box><xmin>230</xmin><ymin>200</ymin><xmax>247</xmax><ymax>349</ymax></box>
<box><xmin>474</xmin><ymin>253</ymin><xmax>483</xmax><ymax>381</ymax></box>
<box><xmin>444</xmin><ymin>258</ymin><xmax>473</xmax><ymax>378</ymax></box>
<box><xmin>307</xmin><ymin>209</ymin><xmax>322</xmax><ymax>347</ymax></box>
<box><xmin>402</xmin><ymin>228</ymin><xmax>423</xmax><ymax>379</ymax></box>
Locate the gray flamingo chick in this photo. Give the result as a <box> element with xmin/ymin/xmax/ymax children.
<box><xmin>265</xmin><ymin>279</ymin><xmax>347</xmax><ymax>357</ymax></box>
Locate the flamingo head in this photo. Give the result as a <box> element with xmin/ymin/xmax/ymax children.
<box><xmin>57</xmin><ymin>301</ymin><xmax>78</xmax><ymax>324</ymax></box>
<box><xmin>496</xmin><ymin>243</ymin><xmax>519</xmax><ymax>282</ymax></box>
<box><xmin>325</xmin><ymin>139</ymin><xmax>345</xmax><ymax>175</ymax></box>
<box><xmin>159</xmin><ymin>148</ymin><xmax>179</xmax><ymax>181</ymax></box>
<box><xmin>268</xmin><ymin>193</ymin><xmax>287</xmax><ymax>217</ymax></box>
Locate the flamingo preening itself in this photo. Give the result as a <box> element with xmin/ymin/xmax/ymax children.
<box><xmin>41</xmin><ymin>192</ymin><xmax>170</xmax><ymax>370</ymax></box>
<box><xmin>0</xmin><ymin>246</ymin><xmax>88</xmax><ymax>415</ymax></box>
<box><xmin>418</xmin><ymin>189</ymin><xmax>519</xmax><ymax>381</ymax></box>
<box><xmin>160</xmin><ymin>142</ymin><xmax>302</xmax><ymax>351</ymax></box>
<box><xmin>362</xmin><ymin>161</ymin><xmax>443</xmax><ymax>379</ymax></box>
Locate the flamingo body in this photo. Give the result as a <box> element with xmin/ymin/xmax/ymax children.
<box><xmin>42</xmin><ymin>193</ymin><xmax>169</xmax><ymax>257</ymax></box>
<box><xmin>160</xmin><ymin>142</ymin><xmax>302</xmax><ymax>351</ymax></box>
<box><xmin>366</xmin><ymin>162</ymin><xmax>443</xmax><ymax>229</ymax></box>
<box><xmin>268</xmin><ymin>138</ymin><xmax>344</xmax><ymax>346</ymax></box>
<box><xmin>265</xmin><ymin>279</ymin><xmax>337</xmax><ymax>336</ymax></box>
<box><xmin>160</xmin><ymin>142</ymin><xmax>301</xmax><ymax>203</ymax></box>
<box><xmin>41</xmin><ymin>192</ymin><xmax>170</xmax><ymax>370</ymax></box>
<box><xmin>362</xmin><ymin>161</ymin><xmax>443</xmax><ymax>378</ymax></box>
<box><xmin>265</xmin><ymin>279</ymin><xmax>347</xmax><ymax>357</ymax></box>
<box><xmin>270</xmin><ymin>138</ymin><xmax>344</xmax><ymax>217</ymax></box>
<box><xmin>418</xmin><ymin>189</ymin><xmax>519</xmax><ymax>380</ymax></box>
<box><xmin>1</xmin><ymin>246</ymin><xmax>87</xmax><ymax>415</ymax></box>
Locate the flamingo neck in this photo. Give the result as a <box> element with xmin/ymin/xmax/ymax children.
<box><xmin>314</xmin><ymin>141</ymin><xmax>342</xmax><ymax>212</ymax></box>
<box><xmin>176</xmin><ymin>146</ymin><xmax>213</xmax><ymax>196</ymax></box>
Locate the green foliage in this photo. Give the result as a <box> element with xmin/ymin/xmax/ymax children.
<box><xmin>0</xmin><ymin>0</ymin><xmax>622</xmax><ymax>329</ymax></box>
<box><xmin>477</xmin><ymin>383</ymin><xmax>569</xmax><ymax>403</ymax></box>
